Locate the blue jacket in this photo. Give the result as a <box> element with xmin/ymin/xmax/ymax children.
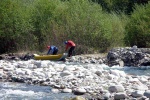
<box><xmin>47</xmin><ymin>46</ymin><xmax>58</xmax><ymax>55</ymax></box>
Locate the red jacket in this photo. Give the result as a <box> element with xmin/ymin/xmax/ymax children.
<box><xmin>65</xmin><ymin>40</ymin><xmax>76</xmax><ymax>50</ymax></box>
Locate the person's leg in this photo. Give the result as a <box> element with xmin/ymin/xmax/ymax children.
<box><xmin>53</xmin><ymin>49</ymin><xmax>58</xmax><ymax>55</ymax></box>
<box><xmin>68</xmin><ymin>48</ymin><xmax>72</xmax><ymax>57</ymax></box>
<box><xmin>72</xmin><ymin>46</ymin><xmax>75</xmax><ymax>56</ymax></box>
<box><xmin>68</xmin><ymin>46</ymin><xmax>75</xmax><ymax>57</ymax></box>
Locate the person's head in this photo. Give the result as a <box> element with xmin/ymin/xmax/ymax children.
<box><xmin>64</xmin><ymin>41</ymin><xmax>68</xmax><ymax>44</ymax></box>
<box><xmin>47</xmin><ymin>46</ymin><xmax>50</xmax><ymax>49</ymax></box>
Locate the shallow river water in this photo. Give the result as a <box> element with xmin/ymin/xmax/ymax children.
<box><xmin>0</xmin><ymin>82</ymin><xmax>76</xmax><ymax>100</ymax></box>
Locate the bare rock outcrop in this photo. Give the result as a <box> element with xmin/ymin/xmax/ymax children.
<box><xmin>107</xmin><ymin>46</ymin><xmax>150</xmax><ymax>67</ymax></box>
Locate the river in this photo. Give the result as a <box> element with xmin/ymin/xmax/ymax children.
<box><xmin>0</xmin><ymin>82</ymin><xmax>76</xmax><ymax>100</ymax></box>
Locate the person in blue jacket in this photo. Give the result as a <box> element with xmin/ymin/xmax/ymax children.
<box><xmin>47</xmin><ymin>45</ymin><xmax>58</xmax><ymax>55</ymax></box>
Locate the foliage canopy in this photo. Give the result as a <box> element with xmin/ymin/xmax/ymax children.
<box><xmin>0</xmin><ymin>0</ymin><xmax>149</xmax><ymax>54</ymax></box>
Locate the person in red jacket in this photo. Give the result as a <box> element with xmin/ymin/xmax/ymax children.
<box><xmin>64</xmin><ymin>40</ymin><xmax>76</xmax><ymax>57</ymax></box>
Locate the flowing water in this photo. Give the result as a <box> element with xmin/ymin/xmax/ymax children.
<box><xmin>0</xmin><ymin>62</ymin><xmax>149</xmax><ymax>100</ymax></box>
<box><xmin>0</xmin><ymin>82</ymin><xmax>75</xmax><ymax>100</ymax></box>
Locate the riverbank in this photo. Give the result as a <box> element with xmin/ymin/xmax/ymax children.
<box><xmin>0</xmin><ymin>59</ymin><xmax>150</xmax><ymax>100</ymax></box>
<box><xmin>0</xmin><ymin>47</ymin><xmax>150</xmax><ymax>100</ymax></box>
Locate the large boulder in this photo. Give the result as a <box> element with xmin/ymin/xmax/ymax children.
<box><xmin>106</xmin><ymin>46</ymin><xmax>150</xmax><ymax>67</ymax></box>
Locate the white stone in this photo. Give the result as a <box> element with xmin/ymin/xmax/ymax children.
<box><xmin>60</xmin><ymin>70</ymin><xmax>72</xmax><ymax>77</ymax></box>
<box><xmin>28</xmin><ymin>64</ymin><xmax>37</xmax><ymax>69</ymax></box>
<box><xmin>62</xmin><ymin>88</ymin><xmax>72</xmax><ymax>93</ymax></box>
<box><xmin>25</xmin><ymin>69</ymin><xmax>32</xmax><ymax>75</ymax></box>
<box><xmin>15</xmin><ymin>69</ymin><xmax>25</xmax><ymax>75</ymax></box>
<box><xmin>75</xmin><ymin>88</ymin><xmax>86</xmax><ymax>93</ymax></box>
<box><xmin>110</xmin><ymin>70</ymin><xmax>121</xmax><ymax>77</ymax></box>
<box><xmin>107</xmin><ymin>74</ymin><xmax>115</xmax><ymax>80</ymax></box>
<box><xmin>0</xmin><ymin>70</ymin><xmax>4</xmax><ymax>78</ymax></box>
<box><xmin>48</xmin><ymin>65</ymin><xmax>55</xmax><ymax>72</ymax></box>
<box><xmin>44</xmin><ymin>72</ymin><xmax>52</xmax><ymax>78</ymax></box>
<box><xmin>51</xmin><ymin>88</ymin><xmax>60</xmax><ymax>93</ymax></box>
<box><xmin>132</xmin><ymin>83</ymin><xmax>148</xmax><ymax>91</ymax></box>
<box><xmin>33</xmin><ymin>61</ymin><xmax>41</xmax><ymax>68</ymax></box>
<box><xmin>41</xmin><ymin>61</ymin><xmax>48</xmax><ymax>68</ymax></box>
<box><xmin>139</xmin><ymin>77</ymin><xmax>148</xmax><ymax>83</ymax></box>
<box><xmin>103</xmin><ymin>92</ymin><xmax>111</xmax><ymax>99</ymax></box>
<box><xmin>3</xmin><ymin>67</ymin><xmax>14</xmax><ymax>71</ymax></box>
<box><xmin>16</xmin><ymin>62</ymin><xmax>27</xmax><ymax>68</ymax></box>
<box><xmin>63</xmin><ymin>66</ymin><xmax>76</xmax><ymax>71</ymax></box>
<box><xmin>129</xmin><ymin>78</ymin><xmax>139</xmax><ymax>83</ymax></box>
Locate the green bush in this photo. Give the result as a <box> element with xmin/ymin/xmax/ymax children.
<box><xmin>0</xmin><ymin>0</ymin><xmax>128</xmax><ymax>54</ymax></box>
<box><xmin>125</xmin><ymin>3</ymin><xmax>150</xmax><ymax>48</ymax></box>
<box><xmin>0</xmin><ymin>0</ymin><xmax>35</xmax><ymax>53</ymax></box>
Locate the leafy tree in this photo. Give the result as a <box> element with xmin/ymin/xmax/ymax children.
<box><xmin>31</xmin><ymin>0</ymin><xmax>63</xmax><ymax>51</ymax></box>
<box><xmin>91</xmin><ymin>0</ymin><xmax>148</xmax><ymax>14</ymax></box>
<box><xmin>0</xmin><ymin>0</ymin><xmax>37</xmax><ymax>53</ymax></box>
<box><xmin>0</xmin><ymin>0</ymin><xmax>128</xmax><ymax>54</ymax></box>
<box><xmin>125</xmin><ymin>3</ymin><xmax>150</xmax><ymax>47</ymax></box>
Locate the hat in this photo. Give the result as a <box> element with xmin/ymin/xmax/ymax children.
<box><xmin>64</xmin><ymin>41</ymin><xmax>68</xmax><ymax>44</ymax></box>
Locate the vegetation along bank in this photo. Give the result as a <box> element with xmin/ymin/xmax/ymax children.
<box><xmin>0</xmin><ymin>0</ymin><xmax>149</xmax><ymax>54</ymax></box>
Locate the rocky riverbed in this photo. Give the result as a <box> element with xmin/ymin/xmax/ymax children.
<box><xmin>0</xmin><ymin>46</ymin><xmax>150</xmax><ymax>100</ymax></box>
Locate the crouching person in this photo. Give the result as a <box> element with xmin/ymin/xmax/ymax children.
<box><xmin>47</xmin><ymin>45</ymin><xmax>58</xmax><ymax>55</ymax></box>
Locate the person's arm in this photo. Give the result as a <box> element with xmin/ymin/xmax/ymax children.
<box><xmin>47</xmin><ymin>49</ymin><xmax>51</xmax><ymax>55</ymax></box>
<box><xmin>50</xmin><ymin>49</ymin><xmax>54</xmax><ymax>54</ymax></box>
<box><xmin>65</xmin><ymin>45</ymin><xmax>69</xmax><ymax>51</ymax></box>
<box><xmin>47</xmin><ymin>47</ymin><xmax>53</xmax><ymax>55</ymax></box>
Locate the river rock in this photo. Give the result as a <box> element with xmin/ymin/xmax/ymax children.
<box><xmin>108</xmin><ymin>85</ymin><xmax>125</xmax><ymax>92</ymax></box>
<box><xmin>60</xmin><ymin>70</ymin><xmax>72</xmax><ymax>77</ymax></box>
<box><xmin>103</xmin><ymin>92</ymin><xmax>111</xmax><ymax>99</ymax></box>
<box><xmin>51</xmin><ymin>88</ymin><xmax>60</xmax><ymax>93</ymax></box>
<box><xmin>131</xmin><ymin>90</ymin><xmax>144</xmax><ymax>98</ymax></box>
<box><xmin>62</xmin><ymin>88</ymin><xmax>72</xmax><ymax>93</ymax></box>
<box><xmin>107</xmin><ymin>46</ymin><xmax>150</xmax><ymax>67</ymax></box>
<box><xmin>144</xmin><ymin>90</ymin><xmax>150</xmax><ymax>98</ymax></box>
<box><xmin>114</xmin><ymin>92</ymin><xmax>127</xmax><ymax>100</ymax></box>
<box><xmin>95</xmin><ymin>70</ymin><xmax>103</xmax><ymax>76</ymax></box>
<box><xmin>73</xmin><ymin>88</ymin><xmax>86</xmax><ymax>95</ymax></box>
<box><xmin>71</xmin><ymin>96</ymin><xmax>86</xmax><ymax>100</ymax></box>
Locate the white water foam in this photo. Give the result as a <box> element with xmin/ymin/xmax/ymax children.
<box><xmin>0</xmin><ymin>89</ymin><xmax>35</xmax><ymax>96</ymax></box>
